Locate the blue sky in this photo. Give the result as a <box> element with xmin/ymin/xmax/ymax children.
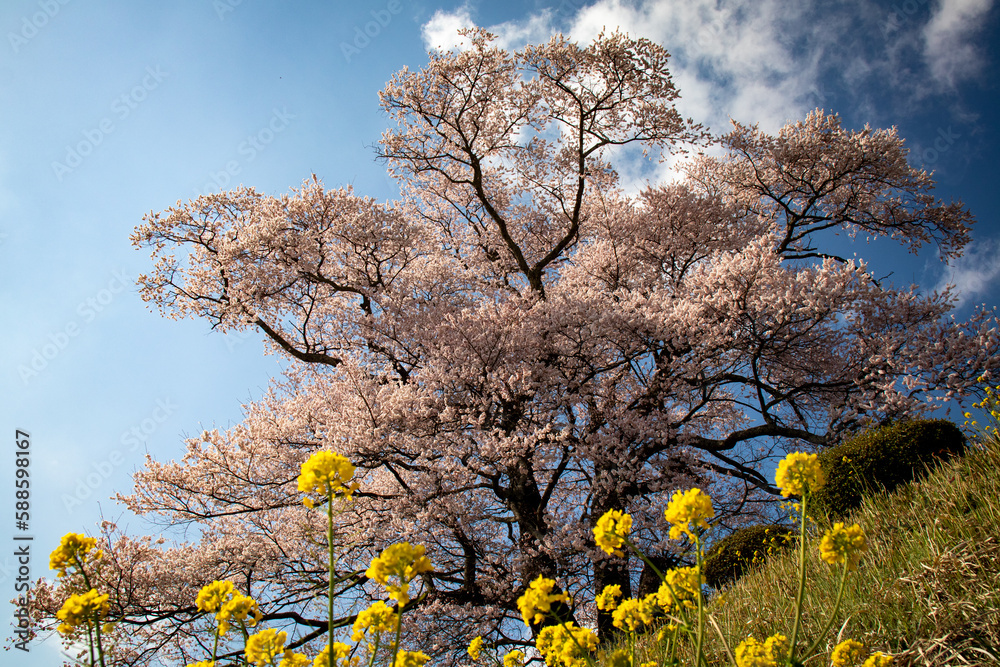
<box><xmin>1</xmin><ymin>0</ymin><xmax>997</xmax><ymax>663</ymax></box>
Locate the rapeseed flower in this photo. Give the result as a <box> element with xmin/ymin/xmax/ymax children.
<box><xmin>655</xmin><ymin>567</ymin><xmax>702</xmax><ymax>610</ymax></box>
<box><xmin>819</xmin><ymin>523</ymin><xmax>867</xmax><ymax>571</ymax></box>
<box><xmin>278</xmin><ymin>652</ymin><xmax>312</xmax><ymax>667</ymax></box>
<box><xmin>244</xmin><ymin>628</ymin><xmax>288</xmax><ymax>667</ymax></box>
<box><xmin>393</xmin><ymin>651</ymin><xmax>430</xmax><ymax>667</ymax></box>
<box><xmin>862</xmin><ymin>653</ymin><xmax>893</xmax><ymax>667</ymax></box>
<box><xmin>468</xmin><ymin>636</ymin><xmax>484</xmax><ymax>661</ymax></box>
<box><xmin>245</xmin><ymin>628</ymin><xmax>287</xmax><ymax>666</ymax></box>
<box><xmin>593</xmin><ymin>510</ymin><xmax>632</xmax><ymax>556</ymax></box>
<box><xmin>535</xmin><ymin>622</ymin><xmax>597</xmax><ymax>667</ymax></box>
<box><xmin>606</xmin><ymin>648</ymin><xmax>631</xmax><ymax>667</ymax></box>
<box><xmin>503</xmin><ymin>650</ymin><xmax>525</xmax><ymax>667</ymax></box>
<box><xmin>50</xmin><ymin>532</ymin><xmax>102</xmax><ymax>578</ymax></box>
<box><xmin>611</xmin><ymin>596</ymin><xmax>656</xmax><ymax>631</ymax></box>
<box><xmin>733</xmin><ymin>633</ymin><xmax>787</xmax><ymax>667</ymax></box>
<box><xmin>664</xmin><ymin>488</ymin><xmax>714</xmax><ymax>540</ymax></box>
<box><xmin>196</xmin><ymin>580</ymin><xmax>235</xmax><ymax>613</ymax></box>
<box><xmin>313</xmin><ymin>642</ymin><xmax>352</xmax><ymax>667</ymax></box>
<box><xmin>351</xmin><ymin>601</ymin><xmax>398</xmax><ymax>642</ymax></box>
<box><xmin>517</xmin><ymin>576</ymin><xmax>570</xmax><ymax>627</ymax></box>
<box><xmin>56</xmin><ymin>588</ymin><xmax>110</xmax><ymax>635</ymax></box>
<box><xmin>298</xmin><ymin>451</ymin><xmax>360</xmax><ymax>507</ymax></box>
<box><xmin>195</xmin><ymin>580</ymin><xmax>261</xmax><ymax>635</ymax></box>
<box><xmin>595</xmin><ymin>584</ymin><xmax>622</xmax><ymax>611</ymax></box>
<box><xmin>365</xmin><ymin>542</ymin><xmax>433</xmax><ymax>605</ymax></box>
<box><xmin>775</xmin><ymin>452</ymin><xmax>825</xmax><ymax>498</ymax></box>
<box><xmin>186</xmin><ymin>662</ymin><xmax>215</xmax><ymax>667</ymax></box>
<box><xmin>831</xmin><ymin>639</ymin><xmax>866</xmax><ymax>666</ymax></box>
<box><xmin>217</xmin><ymin>591</ymin><xmax>262</xmax><ymax>635</ymax></box>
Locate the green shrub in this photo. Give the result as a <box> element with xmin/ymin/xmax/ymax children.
<box><xmin>813</xmin><ymin>418</ymin><xmax>966</xmax><ymax>518</ymax></box>
<box><xmin>703</xmin><ymin>524</ymin><xmax>794</xmax><ymax>589</ymax></box>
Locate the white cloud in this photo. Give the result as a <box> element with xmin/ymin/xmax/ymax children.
<box><xmin>923</xmin><ymin>0</ymin><xmax>994</xmax><ymax>88</ymax></box>
<box><xmin>564</xmin><ymin>0</ymin><xmax>832</xmax><ymax>133</ymax></box>
<box><xmin>936</xmin><ymin>237</ymin><xmax>1000</xmax><ymax>306</ymax></box>
<box><xmin>421</xmin><ymin>6</ymin><xmax>476</xmax><ymax>52</ymax></box>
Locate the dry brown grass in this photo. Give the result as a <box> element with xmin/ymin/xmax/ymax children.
<box><xmin>625</xmin><ymin>432</ymin><xmax>1000</xmax><ymax>666</ymax></box>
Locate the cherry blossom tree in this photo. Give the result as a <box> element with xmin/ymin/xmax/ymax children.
<box><xmin>33</xmin><ymin>30</ymin><xmax>998</xmax><ymax>665</ymax></box>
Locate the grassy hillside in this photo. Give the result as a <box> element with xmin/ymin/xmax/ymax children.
<box><xmin>631</xmin><ymin>431</ymin><xmax>1000</xmax><ymax>666</ymax></box>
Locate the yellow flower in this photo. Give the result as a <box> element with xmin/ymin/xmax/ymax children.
<box><xmin>56</xmin><ymin>589</ymin><xmax>110</xmax><ymax>634</ymax></box>
<box><xmin>365</xmin><ymin>543</ymin><xmax>433</xmax><ymax>605</ymax></box>
<box><xmin>187</xmin><ymin>662</ymin><xmax>216</xmax><ymax>667</ymax></box>
<box><xmin>517</xmin><ymin>576</ymin><xmax>570</xmax><ymax>627</ymax></box>
<box><xmin>50</xmin><ymin>533</ymin><xmax>102</xmax><ymax>578</ymax></box>
<box><xmin>351</xmin><ymin>601</ymin><xmax>398</xmax><ymax>642</ymax></box>
<box><xmin>656</xmin><ymin>625</ymin><xmax>678</xmax><ymax>642</ymax></box>
<box><xmin>217</xmin><ymin>591</ymin><xmax>262</xmax><ymax>635</ymax></box>
<box><xmin>503</xmin><ymin>650</ymin><xmax>525</xmax><ymax>667</ymax></box>
<box><xmin>196</xmin><ymin>580</ymin><xmax>235</xmax><ymax>613</ymax></box>
<box><xmin>279</xmin><ymin>652</ymin><xmax>312</xmax><ymax>667</ymax></box>
<box><xmin>862</xmin><ymin>652</ymin><xmax>893</xmax><ymax>667</ymax></box>
<box><xmin>831</xmin><ymin>639</ymin><xmax>866</xmax><ymax>667</ymax></box>
<box><xmin>298</xmin><ymin>450</ymin><xmax>360</xmax><ymax>505</ymax></box>
<box><xmin>655</xmin><ymin>567</ymin><xmax>702</xmax><ymax>610</ymax></box>
<box><xmin>639</xmin><ymin>663</ymin><xmax>658</xmax><ymax>667</ymax></box>
<box><xmin>535</xmin><ymin>622</ymin><xmax>597</xmax><ymax>667</ymax></box>
<box><xmin>468</xmin><ymin>636</ymin><xmax>484</xmax><ymax>661</ymax></box>
<box><xmin>595</xmin><ymin>584</ymin><xmax>622</xmax><ymax>611</ymax></box>
<box><xmin>606</xmin><ymin>648</ymin><xmax>631</xmax><ymax>667</ymax></box>
<box><xmin>733</xmin><ymin>633</ymin><xmax>787</xmax><ymax>667</ymax></box>
<box><xmin>819</xmin><ymin>523</ymin><xmax>867</xmax><ymax>571</ymax></box>
<box><xmin>195</xmin><ymin>581</ymin><xmax>261</xmax><ymax>635</ymax></box>
<box><xmin>775</xmin><ymin>452</ymin><xmax>825</xmax><ymax>498</ymax></box>
<box><xmin>245</xmin><ymin>628</ymin><xmax>288</xmax><ymax>667</ymax></box>
<box><xmin>393</xmin><ymin>651</ymin><xmax>430</xmax><ymax>667</ymax></box>
<box><xmin>764</xmin><ymin>634</ymin><xmax>788</xmax><ymax>663</ymax></box>
<box><xmin>594</xmin><ymin>510</ymin><xmax>632</xmax><ymax>556</ymax></box>
<box><xmin>313</xmin><ymin>642</ymin><xmax>352</xmax><ymax>667</ymax></box>
<box><xmin>611</xmin><ymin>596</ymin><xmax>656</xmax><ymax>631</ymax></box>
<box><xmin>664</xmin><ymin>488</ymin><xmax>714</xmax><ymax>540</ymax></box>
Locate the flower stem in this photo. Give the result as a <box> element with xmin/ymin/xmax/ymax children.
<box><xmin>788</xmin><ymin>494</ymin><xmax>809</xmax><ymax>664</ymax></box>
<box><xmin>693</xmin><ymin>534</ymin><xmax>705</xmax><ymax>667</ymax></box>
<box><xmin>327</xmin><ymin>487</ymin><xmax>335</xmax><ymax>649</ymax></box>
<box><xmin>803</xmin><ymin>562</ymin><xmax>850</xmax><ymax>658</ymax></box>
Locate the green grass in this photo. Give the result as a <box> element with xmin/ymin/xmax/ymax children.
<box><xmin>628</xmin><ymin>432</ymin><xmax>1000</xmax><ymax>666</ymax></box>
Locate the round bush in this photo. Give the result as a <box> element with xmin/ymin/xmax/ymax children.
<box><xmin>812</xmin><ymin>418</ymin><xmax>966</xmax><ymax>518</ymax></box>
<box><xmin>703</xmin><ymin>524</ymin><xmax>794</xmax><ymax>589</ymax></box>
